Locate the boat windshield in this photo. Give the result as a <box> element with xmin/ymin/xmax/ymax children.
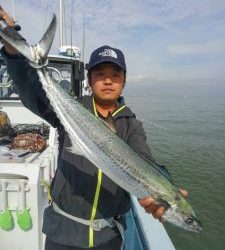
<box><xmin>0</xmin><ymin>59</ymin><xmax>73</xmax><ymax>100</ymax></box>
<box><xmin>0</xmin><ymin>60</ymin><xmax>17</xmax><ymax>99</ymax></box>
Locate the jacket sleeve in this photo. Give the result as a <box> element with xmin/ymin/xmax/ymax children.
<box><xmin>0</xmin><ymin>47</ymin><xmax>61</xmax><ymax>128</ymax></box>
<box><xmin>127</xmin><ymin>117</ymin><xmax>173</xmax><ymax>181</ymax></box>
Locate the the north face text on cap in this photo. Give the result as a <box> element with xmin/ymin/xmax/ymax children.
<box><xmin>99</xmin><ymin>49</ymin><xmax>117</xmax><ymax>58</ymax></box>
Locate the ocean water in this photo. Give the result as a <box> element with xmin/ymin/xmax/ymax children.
<box><xmin>124</xmin><ymin>83</ymin><xmax>225</xmax><ymax>250</ymax></box>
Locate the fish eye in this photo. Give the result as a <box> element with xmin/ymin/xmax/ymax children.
<box><xmin>185</xmin><ymin>217</ymin><xmax>194</xmax><ymax>225</ymax></box>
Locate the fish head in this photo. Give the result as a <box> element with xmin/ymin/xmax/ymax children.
<box><xmin>162</xmin><ymin>194</ymin><xmax>203</xmax><ymax>233</ymax></box>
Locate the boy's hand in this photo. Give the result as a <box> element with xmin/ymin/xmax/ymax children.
<box><xmin>138</xmin><ymin>188</ymin><xmax>188</xmax><ymax>220</ymax></box>
<box><xmin>0</xmin><ymin>5</ymin><xmax>18</xmax><ymax>54</ymax></box>
<box><xmin>0</xmin><ymin>5</ymin><xmax>15</xmax><ymax>26</ymax></box>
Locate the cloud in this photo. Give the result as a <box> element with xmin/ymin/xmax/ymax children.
<box><xmin>167</xmin><ymin>40</ymin><xmax>225</xmax><ymax>55</ymax></box>
<box><xmin>1</xmin><ymin>0</ymin><xmax>225</xmax><ymax>83</ymax></box>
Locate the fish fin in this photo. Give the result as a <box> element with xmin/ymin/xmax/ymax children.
<box><xmin>64</xmin><ymin>135</ymin><xmax>84</xmax><ymax>156</ymax></box>
<box><xmin>0</xmin><ymin>14</ymin><xmax>56</xmax><ymax>68</ymax></box>
<box><xmin>36</xmin><ymin>14</ymin><xmax>56</xmax><ymax>63</ymax></box>
<box><xmin>98</xmin><ymin>112</ymin><xmax>116</xmax><ymax>133</ymax></box>
<box><xmin>99</xmin><ymin>118</ymin><xmax>116</xmax><ymax>133</ymax></box>
<box><xmin>156</xmin><ymin>198</ymin><xmax>171</xmax><ymax>211</ymax></box>
<box><xmin>65</xmin><ymin>146</ymin><xmax>83</xmax><ymax>156</ymax></box>
<box><xmin>137</xmin><ymin>153</ymin><xmax>174</xmax><ymax>184</ymax></box>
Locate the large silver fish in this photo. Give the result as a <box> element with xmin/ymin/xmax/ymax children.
<box><xmin>0</xmin><ymin>15</ymin><xmax>202</xmax><ymax>233</ymax></box>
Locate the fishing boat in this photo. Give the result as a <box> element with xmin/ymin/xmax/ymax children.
<box><xmin>0</xmin><ymin>1</ymin><xmax>176</xmax><ymax>249</ymax></box>
<box><xmin>0</xmin><ymin>48</ymin><xmax>175</xmax><ymax>250</ymax></box>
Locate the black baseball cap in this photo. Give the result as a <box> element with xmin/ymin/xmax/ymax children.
<box><xmin>86</xmin><ymin>45</ymin><xmax>126</xmax><ymax>72</ymax></box>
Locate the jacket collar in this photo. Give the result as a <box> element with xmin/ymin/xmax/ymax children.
<box><xmin>81</xmin><ymin>95</ymin><xmax>135</xmax><ymax>119</ymax></box>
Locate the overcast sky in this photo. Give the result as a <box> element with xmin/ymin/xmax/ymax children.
<box><xmin>1</xmin><ymin>0</ymin><xmax>225</xmax><ymax>84</ymax></box>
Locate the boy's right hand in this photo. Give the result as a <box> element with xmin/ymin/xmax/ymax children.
<box><xmin>0</xmin><ymin>5</ymin><xmax>19</xmax><ymax>55</ymax></box>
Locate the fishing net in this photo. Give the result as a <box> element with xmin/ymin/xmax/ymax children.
<box><xmin>9</xmin><ymin>133</ymin><xmax>47</xmax><ymax>153</ymax></box>
<box><xmin>11</xmin><ymin>123</ymin><xmax>50</xmax><ymax>139</ymax></box>
<box><xmin>0</xmin><ymin>110</ymin><xmax>50</xmax><ymax>152</ymax></box>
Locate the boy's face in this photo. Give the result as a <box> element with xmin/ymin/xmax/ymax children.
<box><xmin>90</xmin><ymin>63</ymin><xmax>125</xmax><ymax>104</ymax></box>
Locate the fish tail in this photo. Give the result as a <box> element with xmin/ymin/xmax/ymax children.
<box><xmin>36</xmin><ymin>14</ymin><xmax>56</xmax><ymax>64</ymax></box>
<box><xmin>0</xmin><ymin>14</ymin><xmax>56</xmax><ymax>68</ymax></box>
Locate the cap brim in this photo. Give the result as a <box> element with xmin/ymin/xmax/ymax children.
<box><xmin>86</xmin><ymin>57</ymin><xmax>126</xmax><ymax>71</ymax></box>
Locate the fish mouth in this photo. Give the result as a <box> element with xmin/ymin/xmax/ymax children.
<box><xmin>193</xmin><ymin>226</ymin><xmax>203</xmax><ymax>234</ymax></box>
<box><xmin>196</xmin><ymin>219</ymin><xmax>203</xmax><ymax>233</ymax></box>
<box><xmin>187</xmin><ymin>221</ymin><xmax>203</xmax><ymax>234</ymax></box>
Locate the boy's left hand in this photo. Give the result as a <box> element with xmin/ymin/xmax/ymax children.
<box><xmin>138</xmin><ymin>188</ymin><xmax>188</xmax><ymax>220</ymax></box>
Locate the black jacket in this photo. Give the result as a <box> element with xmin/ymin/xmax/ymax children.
<box><xmin>1</xmin><ymin>48</ymin><xmax>164</xmax><ymax>248</ymax></box>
